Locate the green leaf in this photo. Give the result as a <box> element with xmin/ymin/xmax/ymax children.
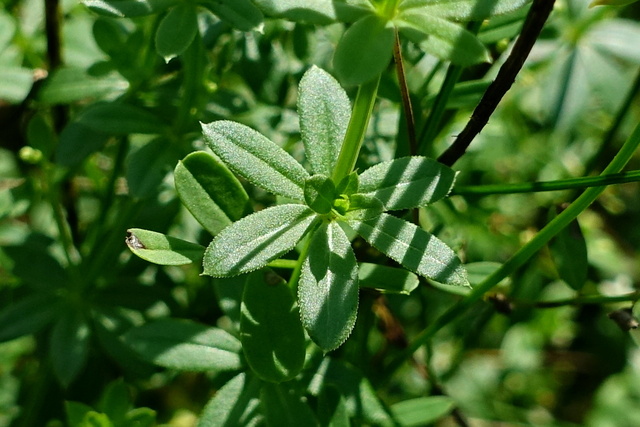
<box><xmin>299</xmin><ymin>222</ymin><xmax>359</xmax><ymax>351</ymax></box>
<box><xmin>240</xmin><ymin>269</ymin><xmax>306</xmax><ymax>383</ymax></box>
<box><xmin>358</xmin><ymin>156</ymin><xmax>457</xmax><ymax>210</ymax></box>
<box><xmin>317</xmin><ymin>386</ymin><xmax>350</xmax><ymax>427</ymax></box>
<box><xmin>0</xmin><ymin>13</ymin><xmax>16</xmax><ymax>52</ymax></box>
<box><xmin>98</xmin><ymin>379</ymin><xmax>132</xmax><ymax>422</ymax></box>
<box><xmin>399</xmin><ymin>0</ymin><xmax>530</xmax><ymax>20</ymax></box>
<box><xmin>344</xmin><ymin>194</ymin><xmax>384</xmax><ymax>220</ymax></box>
<box><xmin>76</xmin><ymin>102</ymin><xmax>167</xmax><ymax>135</ymax></box>
<box><xmin>202</xmin><ymin>120</ymin><xmax>310</xmax><ymax>201</ymax></box>
<box><xmin>358</xmin><ymin>263</ymin><xmax>419</xmax><ymax>294</ymax></box>
<box><xmin>55</xmin><ymin>122</ymin><xmax>110</xmax><ymax>166</ymax></box>
<box><xmin>298</xmin><ymin>65</ymin><xmax>351</xmax><ymax>176</ymax></box>
<box><xmin>333</xmin><ymin>14</ymin><xmax>395</xmax><ymax>86</ymax></box>
<box><xmin>253</xmin><ymin>0</ymin><xmax>372</xmax><ymax>25</ymax></box>
<box><xmin>395</xmin><ymin>12</ymin><xmax>490</xmax><ymax>66</ymax></box>
<box><xmin>3</xmin><ymin>243</ymin><xmax>69</xmax><ymax>289</ymax></box>
<box><xmin>155</xmin><ymin>3</ymin><xmax>198</xmax><ymax>61</ymax></box>
<box><xmin>307</xmin><ymin>358</ymin><xmax>393</xmax><ymax>425</ymax></box>
<box><xmin>82</xmin><ymin>0</ymin><xmax>179</xmax><ymax>17</ymax></box>
<box><xmin>550</xmin><ymin>217</ymin><xmax>588</xmax><ymax>291</ymax></box>
<box><xmin>390</xmin><ymin>396</ymin><xmax>455</xmax><ymax>427</ymax></box>
<box><xmin>124</xmin><ymin>408</ymin><xmax>156</xmax><ymax>427</ymax></box>
<box><xmin>0</xmin><ymin>66</ymin><xmax>33</xmax><ymax>103</ymax></box>
<box><xmin>336</xmin><ymin>172</ymin><xmax>359</xmax><ymax>196</ymax></box>
<box><xmin>125</xmin><ymin>228</ymin><xmax>205</xmax><ymax>265</ymax></box>
<box><xmin>175</xmin><ymin>151</ymin><xmax>250</xmax><ymax>236</ymax></box>
<box><xmin>50</xmin><ymin>309</ymin><xmax>91</xmax><ymax>387</ymax></box>
<box><xmin>348</xmin><ymin>213</ymin><xmax>468</xmax><ymax>286</ymax></box>
<box><xmin>203</xmin><ymin>204</ymin><xmax>318</xmax><ymax>277</ymax></box>
<box><xmin>200</xmin><ymin>0</ymin><xmax>264</xmax><ymax>31</ymax></box>
<box><xmin>304</xmin><ymin>175</ymin><xmax>337</xmax><ymax>215</ymax></box>
<box><xmin>126</xmin><ymin>137</ymin><xmax>176</xmax><ymax>198</ymax></box>
<box><xmin>260</xmin><ymin>382</ymin><xmax>319</xmax><ymax>427</ymax></box>
<box><xmin>198</xmin><ymin>373</ymin><xmax>263</xmax><ymax>427</ymax></box>
<box><xmin>0</xmin><ymin>294</ymin><xmax>63</xmax><ymax>342</ymax></box>
<box><xmin>38</xmin><ymin>67</ymin><xmax>128</xmax><ymax>105</ymax></box>
<box><xmin>121</xmin><ymin>318</ymin><xmax>243</xmax><ymax>372</ymax></box>
<box><xmin>66</xmin><ymin>401</ymin><xmax>96</xmax><ymax>427</ymax></box>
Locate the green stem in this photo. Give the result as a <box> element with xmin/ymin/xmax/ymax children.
<box><xmin>385</xmin><ymin>120</ymin><xmax>640</xmax><ymax>374</ymax></box>
<box><xmin>287</xmin><ymin>222</ymin><xmax>321</xmax><ymax>291</ymax></box>
<box><xmin>526</xmin><ymin>291</ymin><xmax>640</xmax><ymax>308</ymax></box>
<box><xmin>452</xmin><ymin>170</ymin><xmax>640</xmax><ymax>196</ymax></box>
<box><xmin>332</xmin><ymin>76</ymin><xmax>381</xmax><ymax>183</ymax></box>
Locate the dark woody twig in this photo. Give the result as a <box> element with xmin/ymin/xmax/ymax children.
<box><xmin>437</xmin><ymin>0</ymin><xmax>556</xmax><ymax>167</ymax></box>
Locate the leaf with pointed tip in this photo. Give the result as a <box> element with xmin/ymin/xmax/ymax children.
<box><xmin>200</xmin><ymin>0</ymin><xmax>264</xmax><ymax>31</ymax></box>
<box><xmin>395</xmin><ymin>12</ymin><xmax>490</xmax><ymax>66</ymax></box>
<box><xmin>348</xmin><ymin>213</ymin><xmax>468</xmax><ymax>286</ymax></box>
<box><xmin>299</xmin><ymin>222</ymin><xmax>359</xmax><ymax>351</ymax></box>
<box><xmin>175</xmin><ymin>151</ymin><xmax>250</xmax><ymax>236</ymax></box>
<box><xmin>240</xmin><ymin>270</ymin><xmax>305</xmax><ymax>383</ymax></box>
<box><xmin>333</xmin><ymin>14</ymin><xmax>395</xmax><ymax>86</ymax></box>
<box><xmin>202</xmin><ymin>121</ymin><xmax>310</xmax><ymax>201</ymax></box>
<box><xmin>122</xmin><ymin>318</ymin><xmax>243</xmax><ymax>372</ymax></box>
<box><xmin>298</xmin><ymin>66</ymin><xmax>351</xmax><ymax>176</ymax></box>
<box><xmin>155</xmin><ymin>3</ymin><xmax>198</xmax><ymax>61</ymax></box>
<box><xmin>197</xmin><ymin>373</ymin><xmax>263</xmax><ymax>427</ymax></box>
<box><xmin>358</xmin><ymin>263</ymin><xmax>419</xmax><ymax>294</ymax></box>
<box><xmin>125</xmin><ymin>228</ymin><xmax>204</xmax><ymax>265</ymax></box>
<box><xmin>203</xmin><ymin>204</ymin><xmax>318</xmax><ymax>277</ymax></box>
<box><xmin>358</xmin><ymin>156</ymin><xmax>456</xmax><ymax>210</ymax></box>
<box><xmin>82</xmin><ymin>0</ymin><xmax>179</xmax><ymax>17</ymax></box>
<box><xmin>399</xmin><ymin>0</ymin><xmax>530</xmax><ymax>20</ymax></box>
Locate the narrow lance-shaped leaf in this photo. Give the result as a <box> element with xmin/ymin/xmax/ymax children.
<box><xmin>299</xmin><ymin>222</ymin><xmax>359</xmax><ymax>351</ymax></box>
<box><xmin>175</xmin><ymin>151</ymin><xmax>250</xmax><ymax>236</ymax></box>
<box><xmin>333</xmin><ymin>14</ymin><xmax>395</xmax><ymax>86</ymax></box>
<box><xmin>50</xmin><ymin>309</ymin><xmax>91</xmax><ymax>387</ymax></box>
<box><xmin>155</xmin><ymin>2</ymin><xmax>198</xmax><ymax>61</ymax></box>
<box><xmin>199</xmin><ymin>0</ymin><xmax>264</xmax><ymax>32</ymax></box>
<box><xmin>121</xmin><ymin>318</ymin><xmax>243</xmax><ymax>372</ymax></box>
<box><xmin>304</xmin><ymin>174</ymin><xmax>337</xmax><ymax>215</ymax></box>
<box><xmin>358</xmin><ymin>156</ymin><xmax>457</xmax><ymax>211</ymax></box>
<box><xmin>395</xmin><ymin>12</ymin><xmax>490</xmax><ymax>66</ymax></box>
<box><xmin>399</xmin><ymin>0</ymin><xmax>531</xmax><ymax>21</ymax></box>
<box><xmin>125</xmin><ymin>228</ymin><xmax>205</xmax><ymax>265</ymax></box>
<box><xmin>260</xmin><ymin>383</ymin><xmax>319</xmax><ymax>427</ymax></box>
<box><xmin>358</xmin><ymin>263</ymin><xmax>419</xmax><ymax>295</ymax></box>
<box><xmin>240</xmin><ymin>269</ymin><xmax>306</xmax><ymax>383</ymax></box>
<box><xmin>203</xmin><ymin>204</ymin><xmax>318</xmax><ymax>277</ymax></box>
<box><xmin>298</xmin><ymin>66</ymin><xmax>351</xmax><ymax>176</ymax></box>
<box><xmin>348</xmin><ymin>213</ymin><xmax>469</xmax><ymax>286</ymax></box>
<box><xmin>202</xmin><ymin>121</ymin><xmax>310</xmax><ymax>201</ymax></box>
<box><xmin>82</xmin><ymin>0</ymin><xmax>180</xmax><ymax>17</ymax></box>
<box><xmin>198</xmin><ymin>373</ymin><xmax>263</xmax><ymax>427</ymax></box>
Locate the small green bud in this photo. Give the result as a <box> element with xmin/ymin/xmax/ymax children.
<box><xmin>19</xmin><ymin>146</ymin><xmax>44</xmax><ymax>164</ymax></box>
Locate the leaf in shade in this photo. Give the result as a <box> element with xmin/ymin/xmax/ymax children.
<box><xmin>200</xmin><ymin>0</ymin><xmax>264</xmax><ymax>32</ymax></box>
<box><xmin>202</xmin><ymin>120</ymin><xmax>310</xmax><ymax>201</ymax></box>
<box><xmin>395</xmin><ymin>12</ymin><xmax>490</xmax><ymax>66</ymax></box>
<box><xmin>76</xmin><ymin>102</ymin><xmax>167</xmax><ymax>135</ymax></box>
<box><xmin>125</xmin><ymin>228</ymin><xmax>205</xmax><ymax>265</ymax></box>
<box><xmin>333</xmin><ymin>14</ymin><xmax>395</xmax><ymax>86</ymax></box>
<box><xmin>203</xmin><ymin>204</ymin><xmax>318</xmax><ymax>277</ymax></box>
<box><xmin>260</xmin><ymin>382</ymin><xmax>319</xmax><ymax>427</ymax></box>
<box><xmin>50</xmin><ymin>309</ymin><xmax>91</xmax><ymax>387</ymax></box>
<box><xmin>122</xmin><ymin>318</ymin><xmax>243</xmax><ymax>372</ymax></box>
<box><xmin>358</xmin><ymin>263</ymin><xmax>419</xmax><ymax>294</ymax></box>
<box><xmin>82</xmin><ymin>0</ymin><xmax>179</xmax><ymax>17</ymax></box>
<box><xmin>304</xmin><ymin>175</ymin><xmax>337</xmax><ymax>215</ymax></box>
<box><xmin>399</xmin><ymin>0</ymin><xmax>530</xmax><ymax>20</ymax></box>
<box><xmin>550</xmin><ymin>217</ymin><xmax>588</xmax><ymax>291</ymax></box>
<box><xmin>348</xmin><ymin>213</ymin><xmax>468</xmax><ymax>286</ymax></box>
<box><xmin>175</xmin><ymin>151</ymin><xmax>250</xmax><ymax>236</ymax></box>
<box><xmin>299</xmin><ymin>222</ymin><xmax>359</xmax><ymax>351</ymax></box>
<box><xmin>37</xmin><ymin>66</ymin><xmax>128</xmax><ymax>104</ymax></box>
<box><xmin>240</xmin><ymin>269</ymin><xmax>306</xmax><ymax>383</ymax></box>
<box><xmin>155</xmin><ymin>3</ymin><xmax>198</xmax><ymax>61</ymax></box>
<box><xmin>390</xmin><ymin>396</ymin><xmax>455</xmax><ymax>427</ymax></box>
<box><xmin>0</xmin><ymin>294</ymin><xmax>63</xmax><ymax>342</ymax></box>
<box><xmin>197</xmin><ymin>373</ymin><xmax>263</xmax><ymax>427</ymax></box>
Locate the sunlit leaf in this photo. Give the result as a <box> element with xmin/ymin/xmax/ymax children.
<box><xmin>125</xmin><ymin>228</ymin><xmax>205</xmax><ymax>265</ymax></box>
<box><xmin>202</xmin><ymin>121</ymin><xmax>310</xmax><ymax>201</ymax></box>
<box><xmin>203</xmin><ymin>204</ymin><xmax>319</xmax><ymax>277</ymax></box>
<box><xmin>348</xmin><ymin>213</ymin><xmax>469</xmax><ymax>286</ymax></box>
<box><xmin>298</xmin><ymin>65</ymin><xmax>351</xmax><ymax>176</ymax></box>
<box><xmin>299</xmin><ymin>222</ymin><xmax>359</xmax><ymax>351</ymax></box>
<box><xmin>390</xmin><ymin>396</ymin><xmax>455</xmax><ymax>427</ymax></box>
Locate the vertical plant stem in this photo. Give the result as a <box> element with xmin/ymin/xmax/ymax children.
<box><xmin>386</xmin><ymin>120</ymin><xmax>640</xmax><ymax>375</ymax></box>
<box><xmin>393</xmin><ymin>29</ymin><xmax>417</xmax><ymax>156</ymax></box>
<box><xmin>44</xmin><ymin>0</ymin><xmax>62</xmax><ymax>69</ymax></box>
<box><xmin>437</xmin><ymin>0</ymin><xmax>556</xmax><ymax>166</ymax></box>
<box><xmin>332</xmin><ymin>76</ymin><xmax>381</xmax><ymax>183</ymax></box>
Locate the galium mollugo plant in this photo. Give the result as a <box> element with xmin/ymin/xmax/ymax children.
<box><xmin>128</xmin><ymin>66</ymin><xmax>469</xmax><ymax>352</ymax></box>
